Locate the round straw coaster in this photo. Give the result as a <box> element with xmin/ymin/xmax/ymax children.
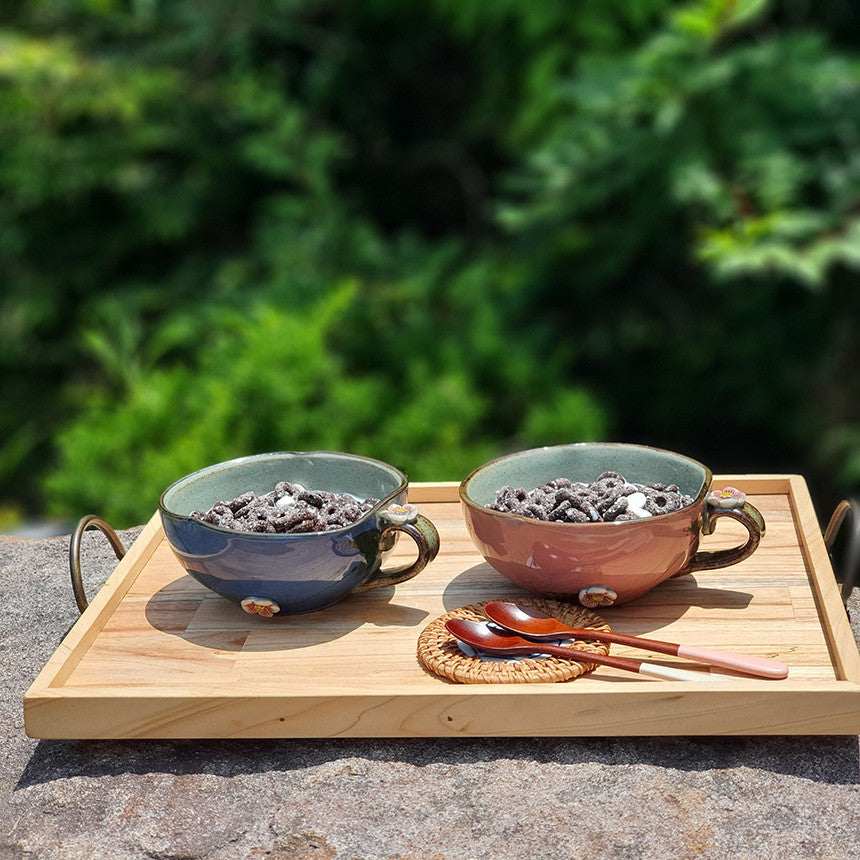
<box><xmin>417</xmin><ymin>598</ymin><xmax>612</xmax><ymax>684</ymax></box>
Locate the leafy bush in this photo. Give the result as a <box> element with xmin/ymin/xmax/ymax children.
<box><xmin>0</xmin><ymin>0</ymin><xmax>858</xmax><ymax>526</ymax></box>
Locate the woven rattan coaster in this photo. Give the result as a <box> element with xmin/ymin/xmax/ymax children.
<box><xmin>417</xmin><ymin>598</ymin><xmax>611</xmax><ymax>684</ymax></box>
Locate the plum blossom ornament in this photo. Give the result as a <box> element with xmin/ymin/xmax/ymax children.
<box><xmin>380</xmin><ymin>503</ymin><xmax>420</xmax><ymax>524</ymax></box>
<box><xmin>578</xmin><ymin>585</ymin><xmax>618</xmax><ymax>608</ymax></box>
<box><xmin>707</xmin><ymin>487</ymin><xmax>746</xmax><ymax>509</ymax></box>
<box><xmin>240</xmin><ymin>597</ymin><xmax>280</xmax><ymax>617</ymax></box>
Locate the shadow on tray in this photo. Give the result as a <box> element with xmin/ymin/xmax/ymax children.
<box><xmin>143</xmin><ymin>574</ymin><xmax>430</xmax><ymax>652</ymax></box>
<box><xmin>442</xmin><ymin>563</ymin><xmax>753</xmax><ymax>634</ymax></box>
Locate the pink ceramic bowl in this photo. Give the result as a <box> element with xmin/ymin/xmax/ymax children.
<box><xmin>459</xmin><ymin>443</ymin><xmax>765</xmax><ymax>607</ymax></box>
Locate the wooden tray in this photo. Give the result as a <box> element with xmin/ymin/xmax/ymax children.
<box><xmin>24</xmin><ymin>476</ymin><xmax>860</xmax><ymax>737</ymax></box>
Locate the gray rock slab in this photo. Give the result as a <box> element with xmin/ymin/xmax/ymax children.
<box><xmin>1</xmin><ymin>529</ymin><xmax>858</xmax><ymax>860</ymax></box>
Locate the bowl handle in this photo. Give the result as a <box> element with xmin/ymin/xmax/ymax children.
<box><xmin>69</xmin><ymin>515</ymin><xmax>126</xmax><ymax>613</ymax></box>
<box><xmin>673</xmin><ymin>492</ymin><xmax>765</xmax><ymax>576</ymax></box>
<box><xmin>352</xmin><ymin>512</ymin><xmax>440</xmax><ymax>593</ymax></box>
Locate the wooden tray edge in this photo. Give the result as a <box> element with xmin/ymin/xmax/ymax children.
<box><xmin>408</xmin><ymin>481</ymin><xmax>461</xmax><ymax>503</ymax></box>
<box><xmin>24</xmin><ymin>682</ymin><xmax>860</xmax><ymax>738</ymax></box>
<box><xmin>786</xmin><ymin>475</ymin><xmax>860</xmax><ymax>682</ymax></box>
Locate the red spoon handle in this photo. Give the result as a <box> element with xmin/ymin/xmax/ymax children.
<box><xmin>530</xmin><ymin>643</ymin><xmax>642</xmax><ymax>672</ymax></box>
<box><xmin>569</xmin><ymin>629</ymin><xmax>680</xmax><ymax>656</ymax></box>
<box><xmin>514</xmin><ymin>643</ymin><xmax>718</xmax><ymax>682</ymax></box>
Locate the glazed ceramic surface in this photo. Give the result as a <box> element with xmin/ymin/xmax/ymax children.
<box><xmin>460</xmin><ymin>443</ymin><xmax>764</xmax><ymax>606</ymax></box>
<box><xmin>160</xmin><ymin>451</ymin><xmax>438</xmax><ymax>614</ymax></box>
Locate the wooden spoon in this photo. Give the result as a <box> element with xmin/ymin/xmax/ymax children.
<box><xmin>483</xmin><ymin>602</ymin><xmax>789</xmax><ymax>679</ymax></box>
<box><xmin>445</xmin><ymin>619</ymin><xmax>721</xmax><ymax>682</ymax></box>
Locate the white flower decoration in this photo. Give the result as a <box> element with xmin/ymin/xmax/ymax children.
<box><xmin>707</xmin><ymin>487</ymin><xmax>746</xmax><ymax>509</ymax></box>
<box><xmin>578</xmin><ymin>585</ymin><xmax>618</xmax><ymax>608</ymax></box>
<box><xmin>380</xmin><ymin>503</ymin><xmax>420</xmax><ymax>525</ymax></box>
<box><xmin>240</xmin><ymin>597</ymin><xmax>280</xmax><ymax>617</ymax></box>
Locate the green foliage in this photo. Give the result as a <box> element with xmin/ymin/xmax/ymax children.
<box><xmin>1</xmin><ymin>0</ymin><xmax>858</xmax><ymax>526</ymax></box>
<box><xmin>497</xmin><ymin>0</ymin><xmax>860</xmax><ymax>493</ymax></box>
<box><xmin>43</xmin><ymin>264</ymin><xmax>610</xmax><ymax>523</ymax></box>
<box><xmin>502</xmin><ymin>13</ymin><xmax>860</xmax><ymax>290</ymax></box>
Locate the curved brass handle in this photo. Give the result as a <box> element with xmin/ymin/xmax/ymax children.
<box><xmin>824</xmin><ymin>499</ymin><xmax>859</xmax><ymax>603</ymax></box>
<box><xmin>352</xmin><ymin>514</ymin><xmax>440</xmax><ymax>593</ymax></box>
<box><xmin>674</xmin><ymin>500</ymin><xmax>765</xmax><ymax>576</ymax></box>
<box><xmin>69</xmin><ymin>515</ymin><xmax>126</xmax><ymax>613</ymax></box>
<box><xmin>824</xmin><ymin>500</ymin><xmax>852</xmax><ymax>552</ymax></box>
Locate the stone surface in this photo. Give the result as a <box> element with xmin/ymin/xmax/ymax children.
<box><xmin>1</xmin><ymin>527</ymin><xmax>858</xmax><ymax>860</ymax></box>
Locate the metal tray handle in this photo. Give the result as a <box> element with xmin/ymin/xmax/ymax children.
<box><xmin>70</xmin><ymin>515</ymin><xmax>126</xmax><ymax>613</ymax></box>
<box><xmin>824</xmin><ymin>499</ymin><xmax>859</xmax><ymax>605</ymax></box>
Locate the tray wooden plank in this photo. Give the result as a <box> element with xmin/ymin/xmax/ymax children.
<box><xmin>24</xmin><ymin>476</ymin><xmax>860</xmax><ymax>737</ymax></box>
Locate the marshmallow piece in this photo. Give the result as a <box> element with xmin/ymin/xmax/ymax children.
<box><xmin>626</xmin><ymin>492</ymin><xmax>652</xmax><ymax>518</ymax></box>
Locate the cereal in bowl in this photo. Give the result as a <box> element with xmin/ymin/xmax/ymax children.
<box><xmin>191</xmin><ymin>481</ymin><xmax>378</xmax><ymax>534</ymax></box>
<box><xmin>486</xmin><ymin>472</ymin><xmax>694</xmax><ymax>523</ymax></box>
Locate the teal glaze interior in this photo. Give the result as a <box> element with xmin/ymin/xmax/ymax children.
<box><xmin>464</xmin><ymin>443</ymin><xmax>708</xmax><ymax>505</ymax></box>
<box><xmin>162</xmin><ymin>452</ymin><xmax>406</xmax><ymax>516</ymax></box>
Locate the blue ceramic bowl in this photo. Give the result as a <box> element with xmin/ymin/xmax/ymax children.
<box><xmin>159</xmin><ymin>451</ymin><xmax>439</xmax><ymax>616</ymax></box>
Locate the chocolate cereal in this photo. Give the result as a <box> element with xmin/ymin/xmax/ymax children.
<box><xmin>487</xmin><ymin>471</ymin><xmax>694</xmax><ymax>522</ymax></box>
<box><xmin>191</xmin><ymin>481</ymin><xmax>378</xmax><ymax>534</ymax></box>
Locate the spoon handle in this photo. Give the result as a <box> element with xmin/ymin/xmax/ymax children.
<box><xmin>674</xmin><ymin>645</ymin><xmax>788</xmax><ymax>679</ymax></box>
<box><xmin>527</xmin><ymin>644</ymin><xmax>717</xmax><ymax>682</ymax></box>
<box><xmin>561</xmin><ymin>630</ymin><xmax>788</xmax><ymax>679</ymax></box>
<box><xmin>482</xmin><ymin>602</ymin><xmax>790</xmax><ymax>679</ymax></box>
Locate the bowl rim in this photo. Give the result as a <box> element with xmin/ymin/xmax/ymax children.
<box><xmin>459</xmin><ymin>441</ymin><xmax>713</xmax><ymax>527</ymax></box>
<box><xmin>159</xmin><ymin>450</ymin><xmax>408</xmax><ymax>538</ymax></box>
